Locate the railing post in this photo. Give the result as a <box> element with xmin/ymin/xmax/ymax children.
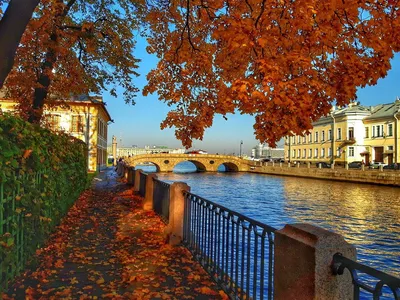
<box><xmin>308</xmin><ymin>162</ymin><xmax>311</xmax><ymax>168</ymax></box>
<box><xmin>134</xmin><ymin>169</ymin><xmax>142</xmax><ymax>192</ymax></box>
<box><xmin>274</xmin><ymin>223</ymin><xmax>356</xmax><ymax>300</ymax></box>
<box><xmin>379</xmin><ymin>165</ymin><xmax>383</xmax><ymax>172</ymax></box>
<box><xmin>361</xmin><ymin>164</ymin><xmax>365</xmax><ymax>171</ymax></box>
<box><xmin>345</xmin><ymin>163</ymin><xmax>349</xmax><ymax>170</ymax></box>
<box><xmin>166</xmin><ymin>182</ymin><xmax>190</xmax><ymax>246</ymax></box>
<box><xmin>144</xmin><ymin>174</ymin><xmax>157</xmax><ymax>211</ymax></box>
<box><xmin>331</xmin><ymin>162</ymin><xmax>335</xmax><ymax>170</ymax></box>
<box><xmin>127</xmin><ymin>167</ymin><xmax>135</xmax><ymax>185</ymax></box>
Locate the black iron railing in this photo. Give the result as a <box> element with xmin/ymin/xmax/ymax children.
<box><xmin>332</xmin><ymin>253</ymin><xmax>400</xmax><ymax>300</ymax></box>
<box><xmin>183</xmin><ymin>192</ymin><xmax>276</xmax><ymax>300</ymax></box>
<box><xmin>153</xmin><ymin>178</ymin><xmax>170</xmax><ymax>224</ymax></box>
<box><xmin>139</xmin><ymin>172</ymin><xmax>147</xmax><ymax>197</ymax></box>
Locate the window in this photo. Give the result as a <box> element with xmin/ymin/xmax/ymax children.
<box><xmin>314</xmin><ymin>148</ymin><xmax>318</xmax><ymax>157</ymax></box>
<box><xmin>309</xmin><ymin>149</ymin><xmax>312</xmax><ymax>158</ymax></box>
<box><xmin>348</xmin><ymin>127</ymin><xmax>354</xmax><ymax>139</ymax></box>
<box><xmin>328</xmin><ymin>147</ymin><xmax>332</xmax><ymax>157</ymax></box>
<box><xmin>71</xmin><ymin>115</ymin><xmax>84</xmax><ymax>133</ymax></box>
<box><xmin>373</xmin><ymin>125</ymin><xmax>384</xmax><ymax>137</ymax></box>
<box><xmin>287</xmin><ymin>150</ymin><xmax>290</xmax><ymax>158</ymax></box>
<box><xmin>298</xmin><ymin>136</ymin><xmax>301</xmax><ymax>144</ymax></box>
<box><xmin>46</xmin><ymin>115</ymin><xmax>60</xmax><ymax>131</ymax></box>
<box><xmin>315</xmin><ymin>132</ymin><xmax>319</xmax><ymax>142</ymax></box>
<box><xmin>298</xmin><ymin>149</ymin><xmax>301</xmax><ymax>158</ymax></box>
<box><xmin>388</xmin><ymin>146</ymin><xmax>393</xmax><ymax>151</ymax></box>
<box><xmin>303</xmin><ymin>136</ymin><xmax>306</xmax><ymax>143</ymax></box>
<box><xmin>337</xmin><ymin>147</ymin><xmax>341</xmax><ymax>157</ymax></box>
<box><xmin>292</xmin><ymin>149</ymin><xmax>296</xmax><ymax>158</ymax></box>
<box><xmin>321</xmin><ymin>131</ymin><xmax>325</xmax><ymax>142</ymax></box>
<box><xmin>348</xmin><ymin>147</ymin><xmax>355</xmax><ymax>157</ymax></box>
<box><xmin>388</xmin><ymin>124</ymin><xmax>393</xmax><ymax>136</ymax></box>
<box><xmin>321</xmin><ymin>148</ymin><xmax>325</xmax><ymax>157</ymax></box>
<box><xmin>337</xmin><ymin>128</ymin><xmax>342</xmax><ymax>140</ymax></box>
<box><xmin>292</xmin><ymin>136</ymin><xmax>296</xmax><ymax>144</ymax></box>
<box><xmin>328</xmin><ymin>129</ymin><xmax>332</xmax><ymax>141</ymax></box>
<box><xmin>308</xmin><ymin>133</ymin><xmax>312</xmax><ymax>143</ymax></box>
<box><xmin>365</xmin><ymin>127</ymin><xmax>369</xmax><ymax>138</ymax></box>
<box><xmin>303</xmin><ymin>149</ymin><xmax>306</xmax><ymax>158</ymax></box>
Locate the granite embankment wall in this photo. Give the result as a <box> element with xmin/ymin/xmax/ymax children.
<box><xmin>249</xmin><ymin>164</ymin><xmax>400</xmax><ymax>187</ymax></box>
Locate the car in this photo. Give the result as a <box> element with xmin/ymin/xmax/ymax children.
<box><xmin>316</xmin><ymin>162</ymin><xmax>331</xmax><ymax>168</ymax></box>
<box><xmin>369</xmin><ymin>162</ymin><xmax>388</xmax><ymax>169</ymax></box>
<box><xmin>383</xmin><ymin>163</ymin><xmax>400</xmax><ymax>170</ymax></box>
<box><xmin>348</xmin><ymin>161</ymin><xmax>362</xmax><ymax>169</ymax></box>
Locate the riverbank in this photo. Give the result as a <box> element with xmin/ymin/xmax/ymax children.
<box><xmin>248</xmin><ymin>164</ymin><xmax>400</xmax><ymax>187</ymax></box>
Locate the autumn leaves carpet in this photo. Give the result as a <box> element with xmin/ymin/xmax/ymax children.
<box><xmin>4</xmin><ymin>169</ymin><xmax>228</xmax><ymax>299</ymax></box>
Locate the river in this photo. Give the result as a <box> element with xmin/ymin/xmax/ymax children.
<box><xmin>137</xmin><ymin>162</ymin><xmax>400</xmax><ymax>281</ymax></box>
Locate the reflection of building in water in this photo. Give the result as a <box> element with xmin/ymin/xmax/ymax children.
<box><xmin>251</xmin><ymin>143</ymin><xmax>284</xmax><ymax>159</ymax></box>
<box><xmin>107</xmin><ymin>145</ymin><xmax>185</xmax><ymax>157</ymax></box>
<box><xmin>281</xmin><ymin>177</ymin><xmax>400</xmax><ymax>262</ymax></box>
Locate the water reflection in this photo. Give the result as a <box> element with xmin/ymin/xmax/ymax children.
<box><xmin>157</xmin><ymin>168</ymin><xmax>400</xmax><ymax>278</ymax></box>
<box><xmin>282</xmin><ymin>177</ymin><xmax>400</xmax><ymax>277</ymax></box>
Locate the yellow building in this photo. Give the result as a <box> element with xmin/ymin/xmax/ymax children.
<box><xmin>0</xmin><ymin>95</ymin><xmax>112</xmax><ymax>172</ymax></box>
<box><xmin>284</xmin><ymin>99</ymin><xmax>400</xmax><ymax>166</ymax></box>
<box><xmin>363</xmin><ymin>100</ymin><xmax>400</xmax><ymax>165</ymax></box>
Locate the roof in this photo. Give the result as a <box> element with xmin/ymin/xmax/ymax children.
<box><xmin>364</xmin><ymin>100</ymin><xmax>400</xmax><ymax>121</ymax></box>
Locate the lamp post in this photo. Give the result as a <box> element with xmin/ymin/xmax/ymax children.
<box><xmin>240</xmin><ymin>140</ymin><xmax>243</xmax><ymax>158</ymax></box>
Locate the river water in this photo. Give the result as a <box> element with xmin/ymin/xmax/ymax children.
<box><xmin>137</xmin><ymin>162</ymin><xmax>400</xmax><ymax>283</ymax></box>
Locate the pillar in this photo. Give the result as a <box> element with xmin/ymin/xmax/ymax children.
<box><xmin>274</xmin><ymin>224</ymin><xmax>356</xmax><ymax>300</ymax></box>
<box><xmin>143</xmin><ymin>174</ymin><xmax>157</xmax><ymax>211</ymax></box>
<box><xmin>166</xmin><ymin>182</ymin><xmax>190</xmax><ymax>246</ymax></box>
<box><xmin>134</xmin><ymin>169</ymin><xmax>143</xmax><ymax>192</ymax></box>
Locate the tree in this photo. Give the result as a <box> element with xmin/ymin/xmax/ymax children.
<box><xmin>2</xmin><ymin>0</ymin><xmax>143</xmax><ymax>122</ymax></box>
<box><xmin>143</xmin><ymin>0</ymin><xmax>400</xmax><ymax>147</ymax></box>
<box><xmin>0</xmin><ymin>0</ymin><xmax>40</xmax><ymax>88</ymax></box>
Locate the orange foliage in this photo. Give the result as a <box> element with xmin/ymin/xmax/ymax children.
<box><xmin>2</xmin><ymin>0</ymin><xmax>141</xmax><ymax>119</ymax></box>
<box><xmin>143</xmin><ymin>0</ymin><xmax>400</xmax><ymax>147</ymax></box>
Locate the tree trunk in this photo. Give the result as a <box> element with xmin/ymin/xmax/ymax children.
<box><xmin>28</xmin><ymin>0</ymin><xmax>77</xmax><ymax>123</ymax></box>
<box><xmin>0</xmin><ymin>0</ymin><xmax>40</xmax><ymax>88</ymax></box>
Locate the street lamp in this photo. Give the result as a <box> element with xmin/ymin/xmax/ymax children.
<box><xmin>240</xmin><ymin>140</ymin><xmax>243</xmax><ymax>158</ymax></box>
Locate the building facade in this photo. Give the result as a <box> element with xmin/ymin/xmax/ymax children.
<box><xmin>284</xmin><ymin>99</ymin><xmax>400</xmax><ymax>166</ymax></box>
<box><xmin>251</xmin><ymin>143</ymin><xmax>285</xmax><ymax>160</ymax></box>
<box><xmin>0</xmin><ymin>95</ymin><xmax>112</xmax><ymax>172</ymax></box>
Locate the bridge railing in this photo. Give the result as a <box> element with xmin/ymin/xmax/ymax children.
<box><xmin>124</xmin><ymin>166</ymin><xmax>400</xmax><ymax>299</ymax></box>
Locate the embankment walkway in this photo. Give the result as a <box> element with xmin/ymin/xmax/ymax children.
<box><xmin>4</xmin><ymin>168</ymin><xmax>226</xmax><ymax>299</ymax></box>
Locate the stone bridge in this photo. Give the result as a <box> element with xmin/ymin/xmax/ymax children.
<box><xmin>125</xmin><ymin>154</ymin><xmax>249</xmax><ymax>172</ymax></box>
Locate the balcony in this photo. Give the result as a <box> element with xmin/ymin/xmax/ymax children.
<box><xmin>338</xmin><ymin>138</ymin><xmax>356</xmax><ymax>148</ymax></box>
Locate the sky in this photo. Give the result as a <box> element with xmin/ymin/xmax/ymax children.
<box><xmin>105</xmin><ymin>36</ymin><xmax>400</xmax><ymax>155</ymax></box>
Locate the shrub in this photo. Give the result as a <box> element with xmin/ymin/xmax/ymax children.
<box><xmin>0</xmin><ymin>113</ymin><xmax>88</xmax><ymax>291</ymax></box>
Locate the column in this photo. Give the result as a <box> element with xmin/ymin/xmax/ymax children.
<box><xmin>274</xmin><ymin>224</ymin><xmax>356</xmax><ymax>300</ymax></box>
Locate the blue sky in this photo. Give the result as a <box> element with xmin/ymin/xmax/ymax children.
<box><xmin>105</xmin><ymin>36</ymin><xmax>400</xmax><ymax>155</ymax></box>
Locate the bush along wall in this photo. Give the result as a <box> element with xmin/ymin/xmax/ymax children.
<box><xmin>0</xmin><ymin>113</ymin><xmax>88</xmax><ymax>292</ymax></box>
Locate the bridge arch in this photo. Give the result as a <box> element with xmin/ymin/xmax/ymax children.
<box><xmin>132</xmin><ymin>160</ymin><xmax>161</xmax><ymax>172</ymax></box>
<box><xmin>218</xmin><ymin>162</ymin><xmax>239</xmax><ymax>172</ymax></box>
<box><xmin>172</xmin><ymin>160</ymin><xmax>207</xmax><ymax>172</ymax></box>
